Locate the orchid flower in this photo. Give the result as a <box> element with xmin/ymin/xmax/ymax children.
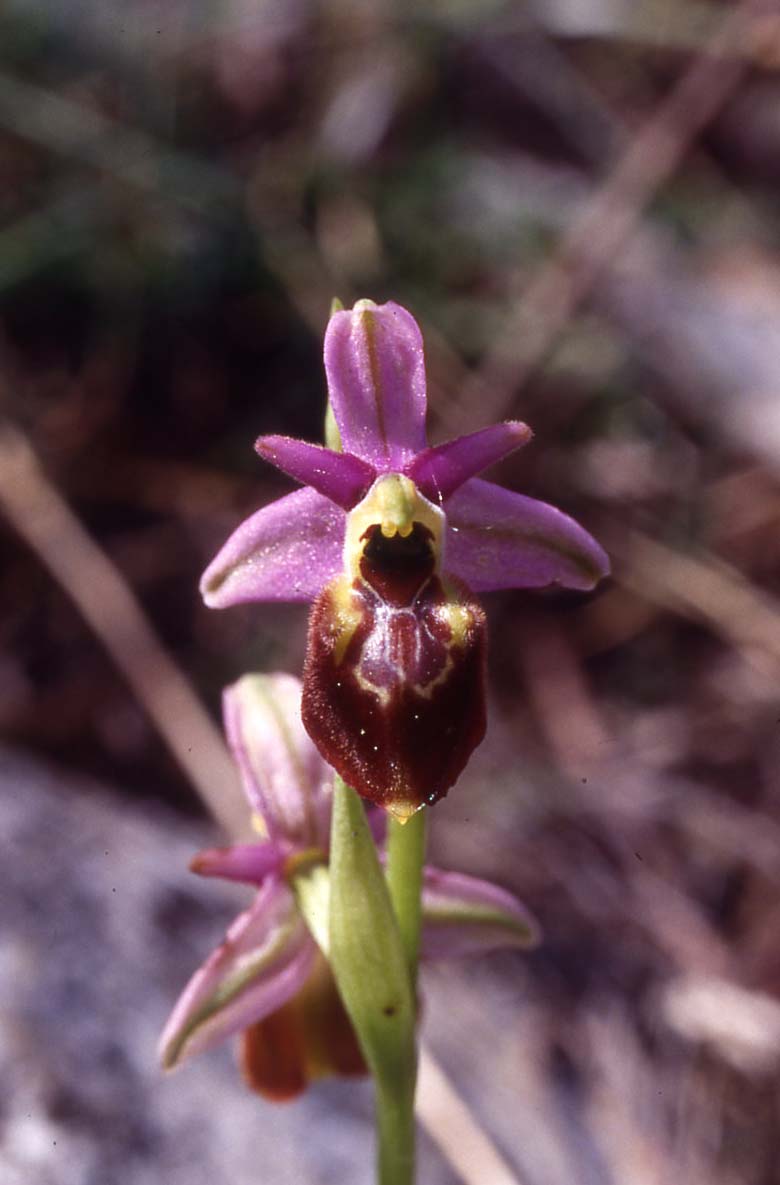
<box><xmin>159</xmin><ymin>673</ymin><xmax>539</xmax><ymax>1099</ymax></box>
<box><xmin>201</xmin><ymin>300</ymin><xmax>609</xmax><ymax>817</ymax></box>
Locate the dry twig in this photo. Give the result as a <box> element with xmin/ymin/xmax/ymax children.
<box><xmin>417</xmin><ymin>1048</ymin><xmax>530</xmax><ymax>1185</ymax></box>
<box><xmin>619</xmin><ymin>530</ymin><xmax>780</xmax><ymax>673</ymax></box>
<box><xmin>447</xmin><ymin>0</ymin><xmax>762</xmax><ymax>434</ymax></box>
<box><xmin>0</xmin><ymin>417</ymin><xmax>247</xmax><ymax>837</ymax></box>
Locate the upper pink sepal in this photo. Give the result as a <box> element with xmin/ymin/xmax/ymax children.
<box><xmin>324</xmin><ymin>300</ymin><xmax>428</xmax><ymax>469</ymax></box>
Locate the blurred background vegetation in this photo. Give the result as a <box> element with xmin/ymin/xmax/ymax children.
<box><xmin>2</xmin><ymin>1</ymin><xmax>780</xmax><ymax>1183</ymax></box>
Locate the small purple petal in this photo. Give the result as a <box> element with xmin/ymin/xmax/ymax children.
<box><xmin>407</xmin><ymin>422</ymin><xmax>532</xmax><ymax>503</ymax></box>
<box><xmin>445</xmin><ymin>478</ymin><xmax>610</xmax><ymax>592</ymax></box>
<box><xmin>255</xmin><ymin>436</ymin><xmax>375</xmax><ymax>510</ymax></box>
<box><xmin>190</xmin><ymin>842</ymin><xmax>288</xmax><ymax>886</ymax></box>
<box><xmin>420</xmin><ymin>868</ymin><xmax>540</xmax><ymax>960</ymax></box>
<box><xmin>224</xmin><ymin>673</ymin><xmax>333</xmax><ymax>847</ymax></box>
<box><xmin>200</xmin><ymin>487</ymin><xmax>346</xmax><ymax>607</ymax></box>
<box><xmin>324</xmin><ymin>300</ymin><xmax>428</xmax><ymax>470</ymax></box>
<box><xmin>159</xmin><ymin>877</ymin><xmax>316</xmax><ymax>1070</ymax></box>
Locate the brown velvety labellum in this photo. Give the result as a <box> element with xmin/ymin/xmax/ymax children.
<box><xmin>240</xmin><ymin>958</ymin><xmax>366</xmax><ymax>1100</ymax></box>
<box><xmin>302</xmin><ymin>527</ymin><xmax>486</xmax><ymax>816</ymax></box>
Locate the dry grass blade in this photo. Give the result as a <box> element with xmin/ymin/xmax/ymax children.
<box><xmin>0</xmin><ymin>417</ymin><xmax>247</xmax><ymax>838</ymax></box>
<box><xmin>619</xmin><ymin>530</ymin><xmax>780</xmax><ymax>672</ymax></box>
<box><xmin>0</xmin><ymin>70</ymin><xmax>237</xmax><ymax>212</ymax></box>
<box><xmin>416</xmin><ymin>1047</ymin><xmax>529</xmax><ymax>1185</ymax></box>
<box><xmin>447</xmin><ymin>0</ymin><xmax>762</xmax><ymax>433</ymax></box>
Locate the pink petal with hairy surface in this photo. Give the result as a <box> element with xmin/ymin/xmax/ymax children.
<box><xmin>159</xmin><ymin>877</ymin><xmax>316</xmax><ymax>1070</ymax></box>
<box><xmin>200</xmin><ymin>486</ymin><xmax>346</xmax><ymax>606</ymax></box>
<box><xmin>407</xmin><ymin>421</ymin><xmax>532</xmax><ymax>503</ymax></box>
<box><xmin>224</xmin><ymin>673</ymin><xmax>332</xmax><ymax>846</ymax></box>
<box><xmin>255</xmin><ymin>435</ymin><xmax>375</xmax><ymax>510</ymax></box>
<box><xmin>445</xmin><ymin>478</ymin><xmax>610</xmax><ymax>592</ymax></box>
<box><xmin>324</xmin><ymin>301</ymin><xmax>428</xmax><ymax>469</ymax></box>
<box><xmin>190</xmin><ymin>842</ymin><xmax>288</xmax><ymax>885</ymax></box>
<box><xmin>420</xmin><ymin>868</ymin><xmax>540</xmax><ymax>959</ymax></box>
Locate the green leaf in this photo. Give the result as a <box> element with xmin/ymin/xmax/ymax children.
<box><xmin>328</xmin><ymin>777</ymin><xmax>416</xmax><ymax>1088</ymax></box>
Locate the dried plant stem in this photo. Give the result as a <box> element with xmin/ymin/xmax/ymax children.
<box><xmin>0</xmin><ymin>418</ymin><xmax>246</xmax><ymax>838</ymax></box>
<box><xmin>416</xmin><ymin>1048</ymin><xmax>531</xmax><ymax>1185</ymax></box>
<box><xmin>448</xmin><ymin>0</ymin><xmax>760</xmax><ymax>432</ymax></box>
<box><xmin>620</xmin><ymin>529</ymin><xmax>780</xmax><ymax>671</ymax></box>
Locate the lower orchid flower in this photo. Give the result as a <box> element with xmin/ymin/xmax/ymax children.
<box><xmin>159</xmin><ymin>673</ymin><xmax>539</xmax><ymax>1099</ymax></box>
<box><xmin>200</xmin><ymin>299</ymin><xmax>609</xmax><ymax>818</ymax></box>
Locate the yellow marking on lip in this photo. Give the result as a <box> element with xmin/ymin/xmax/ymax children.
<box><xmin>328</xmin><ymin>575</ymin><xmax>363</xmax><ymax>666</ymax></box>
<box><xmin>437</xmin><ymin>597</ymin><xmax>473</xmax><ymax>648</ymax></box>
<box><xmin>347</xmin><ymin>591</ymin><xmax>482</xmax><ymax>705</ymax></box>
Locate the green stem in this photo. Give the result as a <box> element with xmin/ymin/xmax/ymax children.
<box><xmin>382</xmin><ymin>808</ymin><xmax>426</xmax><ymax>1184</ymax></box>
<box><xmin>328</xmin><ymin>778</ymin><xmax>419</xmax><ymax>1185</ymax></box>
<box><xmin>377</xmin><ymin>1077</ymin><xmax>416</xmax><ymax>1185</ymax></box>
<box><xmin>386</xmin><ymin>809</ymin><xmax>427</xmax><ymax>983</ymax></box>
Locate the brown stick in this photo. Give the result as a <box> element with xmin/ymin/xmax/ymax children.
<box><xmin>618</xmin><ymin>529</ymin><xmax>780</xmax><ymax>672</ymax></box>
<box><xmin>417</xmin><ymin>1048</ymin><xmax>530</xmax><ymax>1185</ymax></box>
<box><xmin>0</xmin><ymin>418</ymin><xmax>247</xmax><ymax>838</ymax></box>
<box><xmin>446</xmin><ymin>0</ymin><xmax>761</xmax><ymax>434</ymax></box>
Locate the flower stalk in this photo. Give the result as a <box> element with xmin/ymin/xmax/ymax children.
<box><xmin>328</xmin><ymin>776</ymin><xmax>418</xmax><ymax>1185</ymax></box>
<box><xmin>376</xmin><ymin>1076</ymin><xmax>416</xmax><ymax>1185</ymax></box>
<box><xmin>387</xmin><ymin>810</ymin><xmax>427</xmax><ymax>982</ymax></box>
